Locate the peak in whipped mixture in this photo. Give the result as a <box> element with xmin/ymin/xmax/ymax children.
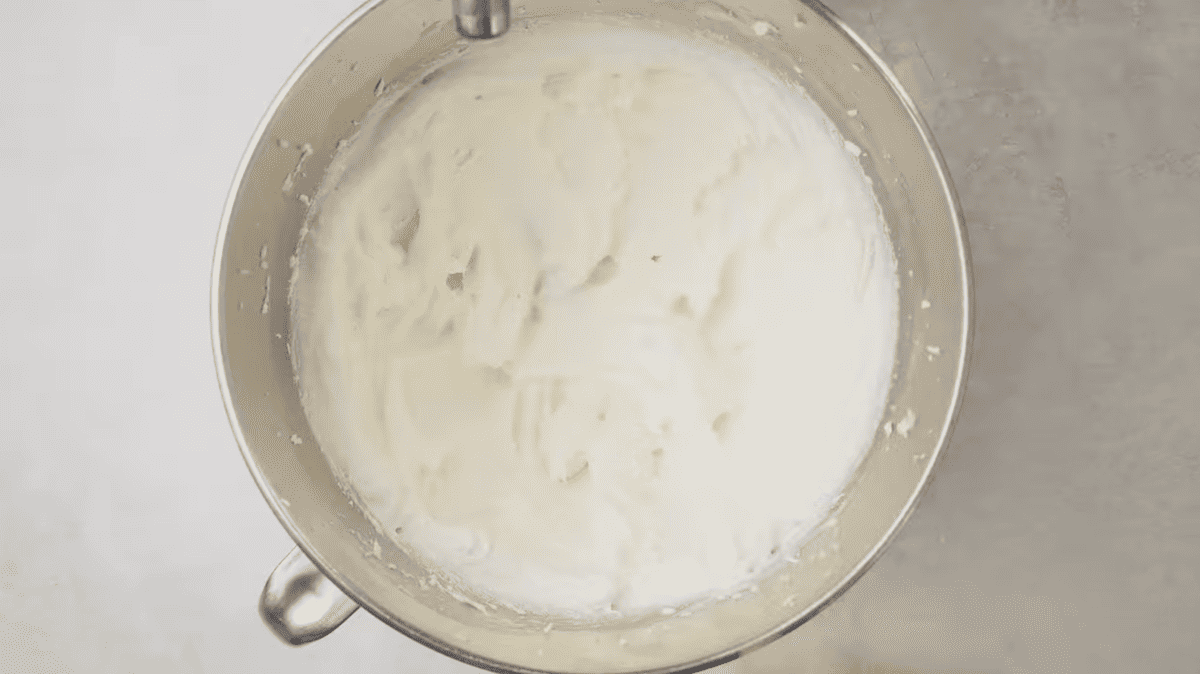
<box><xmin>292</xmin><ymin>18</ymin><xmax>898</xmax><ymax>617</ymax></box>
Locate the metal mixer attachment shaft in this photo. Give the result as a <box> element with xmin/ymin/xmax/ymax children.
<box><xmin>453</xmin><ymin>0</ymin><xmax>510</xmax><ymax>38</ymax></box>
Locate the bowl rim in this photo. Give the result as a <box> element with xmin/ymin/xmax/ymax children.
<box><xmin>211</xmin><ymin>0</ymin><xmax>974</xmax><ymax>670</ymax></box>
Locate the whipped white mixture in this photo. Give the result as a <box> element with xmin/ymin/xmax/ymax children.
<box><xmin>292</xmin><ymin>19</ymin><xmax>898</xmax><ymax>617</ymax></box>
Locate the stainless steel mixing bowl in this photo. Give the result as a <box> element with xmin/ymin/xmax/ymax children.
<box><xmin>211</xmin><ymin>0</ymin><xmax>972</xmax><ymax>671</ymax></box>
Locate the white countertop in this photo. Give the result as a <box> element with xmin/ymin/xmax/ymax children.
<box><xmin>2</xmin><ymin>1</ymin><xmax>1197</xmax><ymax>673</ymax></box>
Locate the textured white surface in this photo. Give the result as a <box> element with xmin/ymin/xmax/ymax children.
<box><xmin>1</xmin><ymin>1</ymin><xmax>1198</xmax><ymax>673</ymax></box>
<box><xmin>296</xmin><ymin>18</ymin><xmax>898</xmax><ymax>616</ymax></box>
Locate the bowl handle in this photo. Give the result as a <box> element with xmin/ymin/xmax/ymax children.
<box><xmin>259</xmin><ymin>546</ymin><xmax>360</xmax><ymax>645</ymax></box>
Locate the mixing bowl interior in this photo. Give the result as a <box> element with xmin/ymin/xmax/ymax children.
<box><xmin>212</xmin><ymin>0</ymin><xmax>971</xmax><ymax>672</ymax></box>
